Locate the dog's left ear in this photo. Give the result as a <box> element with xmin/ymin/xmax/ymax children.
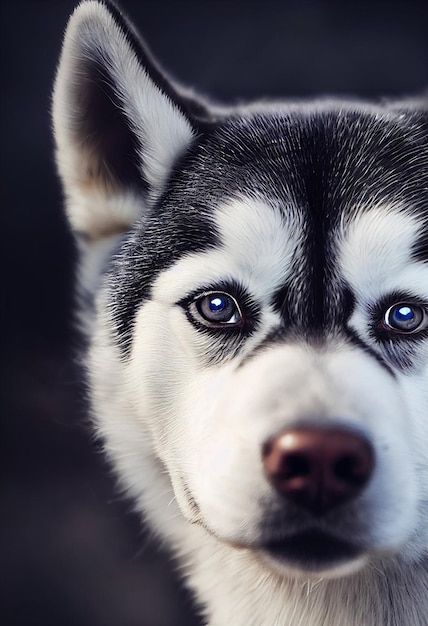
<box><xmin>52</xmin><ymin>0</ymin><xmax>199</xmax><ymax>239</ymax></box>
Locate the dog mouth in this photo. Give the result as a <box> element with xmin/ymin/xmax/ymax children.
<box><xmin>180</xmin><ymin>482</ymin><xmax>365</xmax><ymax>574</ymax></box>
<box><xmin>192</xmin><ymin>513</ymin><xmax>365</xmax><ymax>575</ymax></box>
<box><xmin>261</xmin><ymin>529</ymin><xmax>363</xmax><ymax>572</ymax></box>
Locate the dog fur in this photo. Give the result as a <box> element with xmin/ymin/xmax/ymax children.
<box><xmin>52</xmin><ymin>2</ymin><xmax>428</xmax><ymax>624</ymax></box>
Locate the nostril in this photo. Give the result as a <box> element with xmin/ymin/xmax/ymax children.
<box><xmin>334</xmin><ymin>453</ymin><xmax>371</xmax><ymax>487</ymax></box>
<box><xmin>281</xmin><ymin>453</ymin><xmax>312</xmax><ymax>479</ymax></box>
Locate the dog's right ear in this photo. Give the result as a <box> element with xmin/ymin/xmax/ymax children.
<box><xmin>52</xmin><ymin>0</ymin><xmax>198</xmax><ymax>240</ymax></box>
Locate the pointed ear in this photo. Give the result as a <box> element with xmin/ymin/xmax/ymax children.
<box><xmin>52</xmin><ymin>0</ymin><xmax>197</xmax><ymax>239</ymax></box>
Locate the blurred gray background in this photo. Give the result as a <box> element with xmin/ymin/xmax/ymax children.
<box><xmin>1</xmin><ymin>1</ymin><xmax>427</xmax><ymax>625</ymax></box>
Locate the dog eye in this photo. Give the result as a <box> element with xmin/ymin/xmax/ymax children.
<box><xmin>382</xmin><ymin>303</ymin><xmax>426</xmax><ymax>333</ymax></box>
<box><xmin>196</xmin><ymin>292</ymin><xmax>242</xmax><ymax>326</ymax></box>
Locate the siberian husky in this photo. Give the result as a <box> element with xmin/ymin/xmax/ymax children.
<box><xmin>52</xmin><ymin>1</ymin><xmax>428</xmax><ymax>624</ymax></box>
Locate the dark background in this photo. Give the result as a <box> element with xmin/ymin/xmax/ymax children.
<box><xmin>1</xmin><ymin>1</ymin><xmax>427</xmax><ymax>625</ymax></box>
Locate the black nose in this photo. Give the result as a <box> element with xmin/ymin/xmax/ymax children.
<box><xmin>262</xmin><ymin>426</ymin><xmax>375</xmax><ymax>516</ymax></box>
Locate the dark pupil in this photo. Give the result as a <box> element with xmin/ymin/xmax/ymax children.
<box><xmin>209</xmin><ymin>296</ymin><xmax>226</xmax><ymax>311</ymax></box>
<box><xmin>394</xmin><ymin>306</ymin><xmax>413</xmax><ymax>322</ymax></box>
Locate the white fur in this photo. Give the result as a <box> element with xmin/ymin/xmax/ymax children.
<box><xmin>339</xmin><ymin>205</ymin><xmax>428</xmax><ymax>305</ymax></box>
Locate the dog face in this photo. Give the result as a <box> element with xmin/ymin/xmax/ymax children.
<box><xmin>53</xmin><ymin>1</ymin><xmax>428</xmax><ymax>579</ymax></box>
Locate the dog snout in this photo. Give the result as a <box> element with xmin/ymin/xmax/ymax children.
<box><xmin>262</xmin><ymin>426</ymin><xmax>375</xmax><ymax>516</ymax></box>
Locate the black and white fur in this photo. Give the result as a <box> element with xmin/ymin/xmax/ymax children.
<box><xmin>52</xmin><ymin>2</ymin><xmax>428</xmax><ymax>624</ymax></box>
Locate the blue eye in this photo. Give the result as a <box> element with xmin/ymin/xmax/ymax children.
<box><xmin>196</xmin><ymin>292</ymin><xmax>242</xmax><ymax>325</ymax></box>
<box><xmin>383</xmin><ymin>302</ymin><xmax>425</xmax><ymax>333</ymax></box>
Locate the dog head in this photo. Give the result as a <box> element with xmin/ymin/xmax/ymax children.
<box><xmin>53</xmin><ymin>1</ymin><xmax>428</xmax><ymax>578</ymax></box>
